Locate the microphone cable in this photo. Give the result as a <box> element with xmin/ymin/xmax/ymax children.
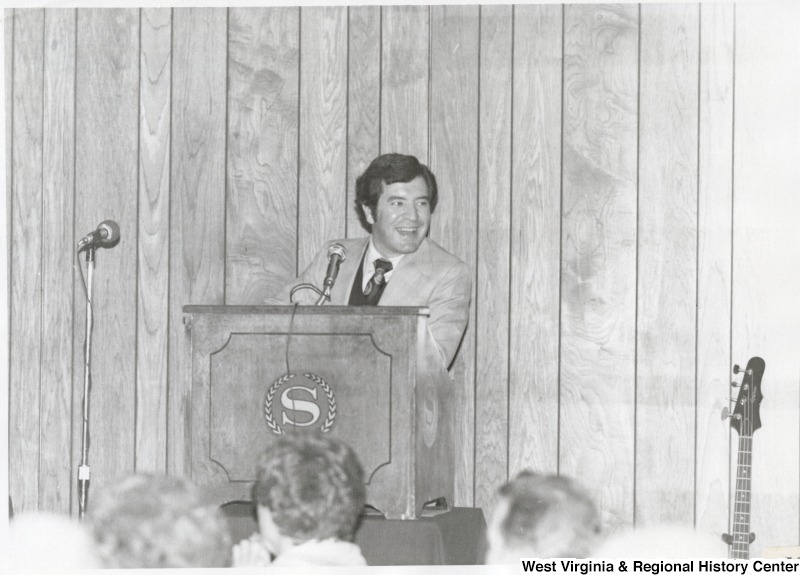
<box><xmin>74</xmin><ymin>248</ymin><xmax>93</xmax><ymax>388</ymax></box>
<box><xmin>284</xmin><ymin>302</ymin><xmax>299</xmax><ymax>378</ymax></box>
<box><xmin>283</xmin><ymin>302</ymin><xmax>300</xmax><ymax>433</ymax></box>
<box><xmin>289</xmin><ymin>282</ymin><xmax>323</xmax><ymax>303</ymax></box>
<box><xmin>75</xmin><ymin>248</ymin><xmax>89</xmax><ymax>302</ymax></box>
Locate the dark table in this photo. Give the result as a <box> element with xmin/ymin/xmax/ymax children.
<box><xmin>222</xmin><ymin>502</ymin><xmax>488</xmax><ymax>566</ymax></box>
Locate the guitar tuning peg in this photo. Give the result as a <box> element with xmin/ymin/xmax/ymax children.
<box><xmin>721</xmin><ymin>408</ymin><xmax>741</xmax><ymax>420</ymax></box>
<box><xmin>733</xmin><ymin>364</ymin><xmax>741</xmax><ymax>374</ymax></box>
<box><xmin>731</xmin><ymin>380</ymin><xmax>740</xmax><ymax>387</ymax></box>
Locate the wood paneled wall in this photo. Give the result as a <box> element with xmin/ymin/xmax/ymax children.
<box><xmin>7</xmin><ymin>4</ymin><xmax>800</xmax><ymax>553</ymax></box>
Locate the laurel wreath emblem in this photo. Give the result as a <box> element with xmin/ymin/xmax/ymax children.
<box><xmin>305</xmin><ymin>373</ymin><xmax>337</xmax><ymax>433</ymax></box>
<box><xmin>263</xmin><ymin>372</ymin><xmax>337</xmax><ymax>435</ymax></box>
<box><xmin>264</xmin><ymin>374</ymin><xmax>294</xmax><ymax>435</ymax></box>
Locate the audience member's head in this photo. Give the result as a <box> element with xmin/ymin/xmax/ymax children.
<box><xmin>594</xmin><ymin>524</ymin><xmax>727</xmax><ymax>558</ymax></box>
<box><xmin>10</xmin><ymin>511</ymin><xmax>102</xmax><ymax>569</ymax></box>
<box><xmin>88</xmin><ymin>473</ymin><xmax>232</xmax><ymax>568</ymax></box>
<box><xmin>486</xmin><ymin>470</ymin><xmax>601</xmax><ymax>563</ymax></box>
<box><xmin>252</xmin><ymin>434</ymin><xmax>366</xmax><ymax>555</ymax></box>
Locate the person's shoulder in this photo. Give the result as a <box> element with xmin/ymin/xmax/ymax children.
<box><xmin>322</xmin><ymin>237</ymin><xmax>367</xmax><ymax>251</ymax></box>
<box><xmin>424</xmin><ymin>238</ymin><xmax>469</xmax><ymax>271</ymax></box>
<box><xmin>312</xmin><ymin>237</ymin><xmax>367</xmax><ymax>260</ymax></box>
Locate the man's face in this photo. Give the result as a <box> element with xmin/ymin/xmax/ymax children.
<box><xmin>366</xmin><ymin>175</ymin><xmax>431</xmax><ymax>258</ymax></box>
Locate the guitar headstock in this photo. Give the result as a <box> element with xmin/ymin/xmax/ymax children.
<box><xmin>731</xmin><ymin>356</ymin><xmax>765</xmax><ymax>436</ymax></box>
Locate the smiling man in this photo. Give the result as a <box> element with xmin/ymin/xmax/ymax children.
<box><xmin>268</xmin><ymin>153</ymin><xmax>472</xmax><ymax>369</ymax></box>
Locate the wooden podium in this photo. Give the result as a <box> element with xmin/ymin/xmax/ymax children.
<box><xmin>182</xmin><ymin>305</ymin><xmax>454</xmax><ymax>520</ymax></box>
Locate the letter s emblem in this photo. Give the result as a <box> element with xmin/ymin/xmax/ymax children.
<box><xmin>280</xmin><ymin>386</ymin><xmax>321</xmax><ymax>427</ymax></box>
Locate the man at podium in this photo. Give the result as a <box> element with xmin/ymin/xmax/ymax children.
<box><xmin>268</xmin><ymin>153</ymin><xmax>471</xmax><ymax>369</ymax></box>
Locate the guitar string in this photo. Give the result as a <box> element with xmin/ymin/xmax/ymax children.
<box><xmin>744</xmin><ymin>373</ymin><xmax>752</xmax><ymax>556</ymax></box>
<box><xmin>733</xmin><ymin>371</ymin><xmax>753</xmax><ymax>557</ymax></box>
<box><xmin>736</xmin><ymin>376</ymin><xmax>748</xmax><ymax>556</ymax></box>
<box><xmin>736</xmin><ymin>387</ymin><xmax>743</xmax><ymax>556</ymax></box>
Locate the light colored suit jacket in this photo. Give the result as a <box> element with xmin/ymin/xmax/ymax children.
<box><xmin>268</xmin><ymin>237</ymin><xmax>472</xmax><ymax>368</ymax></box>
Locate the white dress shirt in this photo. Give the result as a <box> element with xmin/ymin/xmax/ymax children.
<box><xmin>360</xmin><ymin>238</ymin><xmax>405</xmax><ymax>292</ymax></box>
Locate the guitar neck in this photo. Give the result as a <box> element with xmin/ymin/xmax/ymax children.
<box><xmin>730</xmin><ymin>433</ymin><xmax>752</xmax><ymax>559</ymax></box>
<box><xmin>727</xmin><ymin>357</ymin><xmax>764</xmax><ymax>561</ymax></box>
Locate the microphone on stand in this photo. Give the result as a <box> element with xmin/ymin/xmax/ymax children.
<box><xmin>316</xmin><ymin>243</ymin><xmax>347</xmax><ymax>305</ymax></box>
<box><xmin>77</xmin><ymin>220</ymin><xmax>120</xmax><ymax>251</ymax></box>
<box><xmin>323</xmin><ymin>243</ymin><xmax>347</xmax><ymax>290</ymax></box>
<box><xmin>75</xmin><ymin>218</ymin><xmax>120</xmax><ymax>519</ymax></box>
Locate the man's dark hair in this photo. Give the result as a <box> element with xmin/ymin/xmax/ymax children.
<box><xmin>252</xmin><ymin>434</ymin><xmax>366</xmax><ymax>542</ymax></box>
<box><xmin>354</xmin><ymin>153</ymin><xmax>438</xmax><ymax>233</ymax></box>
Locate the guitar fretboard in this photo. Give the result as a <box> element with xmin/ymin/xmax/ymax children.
<box><xmin>731</xmin><ymin>433</ymin><xmax>752</xmax><ymax>559</ymax></box>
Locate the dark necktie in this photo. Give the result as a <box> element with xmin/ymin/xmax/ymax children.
<box><xmin>363</xmin><ymin>259</ymin><xmax>393</xmax><ymax>305</ymax></box>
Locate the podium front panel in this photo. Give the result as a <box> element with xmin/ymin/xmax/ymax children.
<box><xmin>183</xmin><ymin>305</ymin><xmax>453</xmax><ymax>519</ymax></box>
<box><xmin>209</xmin><ymin>332</ymin><xmax>392</xmax><ymax>479</ymax></box>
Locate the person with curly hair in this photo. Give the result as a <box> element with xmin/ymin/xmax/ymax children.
<box><xmin>233</xmin><ymin>434</ymin><xmax>367</xmax><ymax>566</ymax></box>
<box><xmin>88</xmin><ymin>473</ymin><xmax>232</xmax><ymax>568</ymax></box>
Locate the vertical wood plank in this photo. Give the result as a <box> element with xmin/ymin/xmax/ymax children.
<box><xmin>560</xmin><ymin>4</ymin><xmax>638</xmax><ymax>530</ymax></box>
<box><xmin>4</xmin><ymin>8</ymin><xmax>11</xmax><ymax>253</ymax></box>
<box><xmin>4</xmin><ymin>7</ymin><xmax>12</xmax><ymax>271</ymax></box>
<box><xmin>474</xmin><ymin>4</ymin><xmax>512</xmax><ymax>511</ymax></box>
<box><xmin>733</xmin><ymin>2</ymin><xmax>800</xmax><ymax>556</ymax></box>
<box><xmin>3</xmin><ymin>6</ymin><xmax>11</xmax><ymax>517</ymax></box>
<box><xmin>637</xmin><ymin>3</ymin><xmax>699</xmax><ymax>525</ymax></box>
<box><xmin>9</xmin><ymin>7</ymin><xmax>44</xmax><ymax>514</ymax></box>
<box><xmin>696</xmin><ymin>1</ymin><xmax>734</xmax><ymax>535</ymax></box>
<box><xmin>429</xmin><ymin>4</ymin><xmax>479</xmax><ymax>508</ymax></box>
<box><xmin>168</xmin><ymin>7</ymin><xmax>227</xmax><ymax>476</ymax></box>
<box><xmin>136</xmin><ymin>7</ymin><xmax>171</xmax><ymax>473</ymax></box>
<box><xmin>40</xmin><ymin>7</ymin><xmax>76</xmax><ymax>511</ymax></box>
<box><xmin>226</xmin><ymin>7</ymin><xmax>299</xmax><ymax>301</ymax></box>
<box><xmin>72</xmin><ymin>8</ymin><xmax>140</xmax><ymax>498</ymax></box>
<box><xmin>298</xmin><ymin>6</ymin><xmax>348</xmax><ymax>269</ymax></box>
<box><xmin>509</xmin><ymin>4</ymin><xmax>562</xmax><ymax>478</ymax></box>
<box><xmin>346</xmin><ymin>6</ymin><xmax>380</xmax><ymax>240</ymax></box>
<box><xmin>381</xmin><ymin>5</ymin><xmax>428</xmax><ymax>161</ymax></box>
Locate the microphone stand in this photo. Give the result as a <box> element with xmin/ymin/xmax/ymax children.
<box><xmin>315</xmin><ymin>248</ymin><xmax>346</xmax><ymax>305</ymax></box>
<box><xmin>78</xmin><ymin>246</ymin><xmax>95</xmax><ymax>519</ymax></box>
<box><xmin>315</xmin><ymin>285</ymin><xmax>332</xmax><ymax>306</ymax></box>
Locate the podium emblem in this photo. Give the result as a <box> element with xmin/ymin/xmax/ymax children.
<box><xmin>264</xmin><ymin>372</ymin><xmax>337</xmax><ymax>435</ymax></box>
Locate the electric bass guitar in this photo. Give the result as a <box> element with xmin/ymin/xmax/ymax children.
<box><xmin>722</xmin><ymin>356</ymin><xmax>765</xmax><ymax>559</ymax></box>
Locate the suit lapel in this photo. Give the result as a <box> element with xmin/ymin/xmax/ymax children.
<box><xmin>379</xmin><ymin>238</ymin><xmax>432</xmax><ymax>305</ymax></box>
<box><xmin>331</xmin><ymin>238</ymin><xmax>369</xmax><ymax>304</ymax></box>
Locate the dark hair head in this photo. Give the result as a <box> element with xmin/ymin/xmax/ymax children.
<box><xmin>494</xmin><ymin>471</ymin><xmax>600</xmax><ymax>558</ymax></box>
<box><xmin>252</xmin><ymin>434</ymin><xmax>366</xmax><ymax>542</ymax></box>
<box><xmin>354</xmin><ymin>153</ymin><xmax>438</xmax><ymax>233</ymax></box>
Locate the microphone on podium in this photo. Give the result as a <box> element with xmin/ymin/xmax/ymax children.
<box><xmin>323</xmin><ymin>243</ymin><xmax>347</xmax><ymax>290</ymax></box>
<box><xmin>316</xmin><ymin>243</ymin><xmax>347</xmax><ymax>305</ymax></box>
